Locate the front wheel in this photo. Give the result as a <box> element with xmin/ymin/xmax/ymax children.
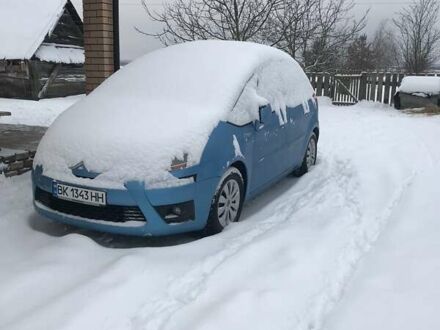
<box><xmin>205</xmin><ymin>167</ymin><xmax>244</xmax><ymax>235</ymax></box>
<box><xmin>294</xmin><ymin>133</ymin><xmax>317</xmax><ymax>177</ymax></box>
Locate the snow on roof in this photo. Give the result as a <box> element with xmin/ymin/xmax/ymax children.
<box><xmin>70</xmin><ymin>0</ymin><xmax>83</xmax><ymax>20</ymax></box>
<box><xmin>0</xmin><ymin>0</ymin><xmax>68</xmax><ymax>60</ymax></box>
<box><xmin>35</xmin><ymin>41</ymin><xmax>313</xmax><ymax>188</ymax></box>
<box><xmin>35</xmin><ymin>43</ymin><xmax>84</xmax><ymax>64</ymax></box>
<box><xmin>399</xmin><ymin>76</ymin><xmax>440</xmax><ymax>95</ymax></box>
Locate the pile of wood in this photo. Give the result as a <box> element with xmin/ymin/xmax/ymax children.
<box><xmin>0</xmin><ymin>150</ymin><xmax>35</xmax><ymax>177</ymax></box>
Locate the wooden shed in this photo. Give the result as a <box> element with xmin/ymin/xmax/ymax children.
<box><xmin>0</xmin><ymin>0</ymin><xmax>85</xmax><ymax>100</ymax></box>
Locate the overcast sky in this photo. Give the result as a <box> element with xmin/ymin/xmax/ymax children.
<box><xmin>71</xmin><ymin>0</ymin><xmax>411</xmax><ymax>62</ymax></box>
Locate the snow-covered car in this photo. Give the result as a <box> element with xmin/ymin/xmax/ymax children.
<box><xmin>32</xmin><ymin>40</ymin><xmax>319</xmax><ymax>236</ymax></box>
<box><xmin>394</xmin><ymin>76</ymin><xmax>440</xmax><ymax>110</ymax></box>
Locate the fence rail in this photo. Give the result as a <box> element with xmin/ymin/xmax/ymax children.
<box><xmin>307</xmin><ymin>72</ymin><xmax>440</xmax><ymax>106</ymax></box>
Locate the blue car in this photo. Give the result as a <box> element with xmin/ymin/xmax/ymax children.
<box><xmin>32</xmin><ymin>41</ymin><xmax>319</xmax><ymax>236</ymax></box>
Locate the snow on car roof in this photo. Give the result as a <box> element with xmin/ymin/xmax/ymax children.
<box><xmin>0</xmin><ymin>0</ymin><xmax>68</xmax><ymax>60</ymax></box>
<box><xmin>92</xmin><ymin>40</ymin><xmax>294</xmax><ymax>116</ymax></box>
<box><xmin>399</xmin><ymin>76</ymin><xmax>440</xmax><ymax>95</ymax></box>
<box><xmin>35</xmin><ymin>41</ymin><xmax>313</xmax><ymax>188</ymax></box>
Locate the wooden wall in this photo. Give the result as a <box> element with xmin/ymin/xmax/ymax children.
<box><xmin>0</xmin><ymin>60</ymin><xmax>85</xmax><ymax>100</ymax></box>
<box><xmin>44</xmin><ymin>2</ymin><xmax>83</xmax><ymax>47</ymax></box>
<box><xmin>0</xmin><ymin>60</ymin><xmax>33</xmax><ymax>99</ymax></box>
<box><xmin>43</xmin><ymin>64</ymin><xmax>85</xmax><ymax>98</ymax></box>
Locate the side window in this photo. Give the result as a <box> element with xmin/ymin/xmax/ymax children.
<box><xmin>258</xmin><ymin>59</ymin><xmax>314</xmax><ymax>124</ymax></box>
<box><xmin>227</xmin><ymin>75</ymin><xmax>268</xmax><ymax>126</ymax></box>
<box><xmin>227</xmin><ymin>59</ymin><xmax>314</xmax><ymax>126</ymax></box>
<box><xmin>255</xmin><ymin>61</ymin><xmax>288</xmax><ymax>125</ymax></box>
<box><xmin>259</xmin><ymin>104</ymin><xmax>272</xmax><ymax>123</ymax></box>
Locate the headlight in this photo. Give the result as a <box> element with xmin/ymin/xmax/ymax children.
<box><xmin>170</xmin><ymin>153</ymin><xmax>188</xmax><ymax>171</ymax></box>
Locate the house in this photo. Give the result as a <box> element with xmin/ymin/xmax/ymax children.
<box><xmin>0</xmin><ymin>0</ymin><xmax>85</xmax><ymax>100</ymax></box>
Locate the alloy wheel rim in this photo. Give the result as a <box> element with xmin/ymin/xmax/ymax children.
<box><xmin>306</xmin><ymin>138</ymin><xmax>316</xmax><ymax>169</ymax></box>
<box><xmin>218</xmin><ymin>179</ymin><xmax>240</xmax><ymax>227</ymax></box>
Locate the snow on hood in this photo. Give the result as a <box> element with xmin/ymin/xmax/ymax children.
<box><xmin>34</xmin><ymin>41</ymin><xmax>300</xmax><ymax>188</ymax></box>
<box><xmin>399</xmin><ymin>76</ymin><xmax>440</xmax><ymax>95</ymax></box>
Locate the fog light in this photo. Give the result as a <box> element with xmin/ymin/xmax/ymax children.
<box><xmin>172</xmin><ymin>206</ymin><xmax>182</xmax><ymax>216</ymax></box>
<box><xmin>154</xmin><ymin>200</ymin><xmax>195</xmax><ymax>224</ymax></box>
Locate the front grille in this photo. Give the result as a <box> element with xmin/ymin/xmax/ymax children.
<box><xmin>35</xmin><ymin>187</ymin><xmax>146</xmax><ymax>223</ymax></box>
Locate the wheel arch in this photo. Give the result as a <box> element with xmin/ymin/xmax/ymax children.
<box><xmin>313</xmin><ymin>126</ymin><xmax>320</xmax><ymax>141</ymax></box>
<box><xmin>230</xmin><ymin>160</ymin><xmax>248</xmax><ymax>198</ymax></box>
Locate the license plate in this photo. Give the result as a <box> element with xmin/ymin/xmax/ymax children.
<box><xmin>53</xmin><ymin>182</ymin><xmax>106</xmax><ymax>206</ymax></box>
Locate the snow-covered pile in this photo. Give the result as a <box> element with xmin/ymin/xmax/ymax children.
<box><xmin>399</xmin><ymin>76</ymin><xmax>440</xmax><ymax>95</ymax></box>
<box><xmin>0</xmin><ymin>0</ymin><xmax>67</xmax><ymax>60</ymax></box>
<box><xmin>0</xmin><ymin>95</ymin><xmax>83</xmax><ymax>127</ymax></box>
<box><xmin>35</xmin><ymin>41</ymin><xmax>313</xmax><ymax>188</ymax></box>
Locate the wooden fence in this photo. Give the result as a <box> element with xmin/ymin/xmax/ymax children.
<box><xmin>307</xmin><ymin>72</ymin><xmax>440</xmax><ymax>106</ymax></box>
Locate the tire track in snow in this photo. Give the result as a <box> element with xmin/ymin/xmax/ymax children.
<box><xmin>295</xmin><ymin>164</ymin><xmax>417</xmax><ymax>330</ymax></box>
<box><xmin>132</xmin><ymin>158</ymin><xmax>344</xmax><ymax>330</ymax></box>
<box><xmin>133</xmin><ymin>148</ymin><xmax>416</xmax><ymax>330</ymax></box>
<box><xmin>294</xmin><ymin>113</ymin><xmax>429</xmax><ymax>330</ymax></box>
<box><xmin>407</xmin><ymin>127</ymin><xmax>437</xmax><ymax>168</ymax></box>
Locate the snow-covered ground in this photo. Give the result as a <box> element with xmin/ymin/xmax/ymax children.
<box><xmin>1</xmin><ymin>99</ymin><xmax>440</xmax><ymax>330</ymax></box>
<box><xmin>0</xmin><ymin>95</ymin><xmax>83</xmax><ymax>127</ymax></box>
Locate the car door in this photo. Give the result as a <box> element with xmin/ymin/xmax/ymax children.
<box><xmin>250</xmin><ymin>104</ymin><xmax>289</xmax><ymax>191</ymax></box>
<box><xmin>284</xmin><ymin>101</ymin><xmax>309</xmax><ymax>168</ymax></box>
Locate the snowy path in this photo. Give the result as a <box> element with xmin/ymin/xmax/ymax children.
<box><xmin>324</xmin><ymin>106</ymin><xmax>440</xmax><ymax>330</ymax></box>
<box><xmin>1</xmin><ymin>100</ymin><xmax>439</xmax><ymax>330</ymax></box>
<box><xmin>325</xmin><ymin>170</ymin><xmax>440</xmax><ymax>330</ymax></box>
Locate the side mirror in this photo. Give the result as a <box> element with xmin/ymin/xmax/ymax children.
<box><xmin>254</xmin><ymin>104</ymin><xmax>271</xmax><ymax>130</ymax></box>
<box><xmin>254</xmin><ymin>120</ymin><xmax>264</xmax><ymax>131</ymax></box>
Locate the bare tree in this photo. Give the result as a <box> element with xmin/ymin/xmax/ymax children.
<box><xmin>139</xmin><ymin>0</ymin><xmax>366</xmax><ymax>72</ymax></box>
<box><xmin>371</xmin><ymin>20</ymin><xmax>399</xmax><ymax>71</ymax></box>
<box><xmin>393</xmin><ymin>0</ymin><xmax>440</xmax><ymax>73</ymax></box>
<box><xmin>301</xmin><ymin>0</ymin><xmax>367</xmax><ymax>71</ymax></box>
<box><xmin>260</xmin><ymin>0</ymin><xmax>367</xmax><ymax>70</ymax></box>
<box><xmin>344</xmin><ymin>34</ymin><xmax>374</xmax><ymax>71</ymax></box>
<box><xmin>262</xmin><ymin>0</ymin><xmax>318</xmax><ymax>56</ymax></box>
<box><xmin>138</xmin><ymin>0</ymin><xmax>281</xmax><ymax>44</ymax></box>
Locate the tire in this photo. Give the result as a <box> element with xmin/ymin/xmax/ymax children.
<box><xmin>205</xmin><ymin>167</ymin><xmax>245</xmax><ymax>235</ymax></box>
<box><xmin>293</xmin><ymin>133</ymin><xmax>317</xmax><ymax>177</ymax></box>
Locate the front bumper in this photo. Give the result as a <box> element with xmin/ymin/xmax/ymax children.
<box><xmin>32</xmin><ymin>167</ymin><xmax>219</xmax><ymax>236</ymax></box>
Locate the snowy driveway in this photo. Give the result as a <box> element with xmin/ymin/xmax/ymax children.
<box><xmin>1</xmin><ymin>99</ymin><xmax>440</xmax><ymax>330</ymax></box>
